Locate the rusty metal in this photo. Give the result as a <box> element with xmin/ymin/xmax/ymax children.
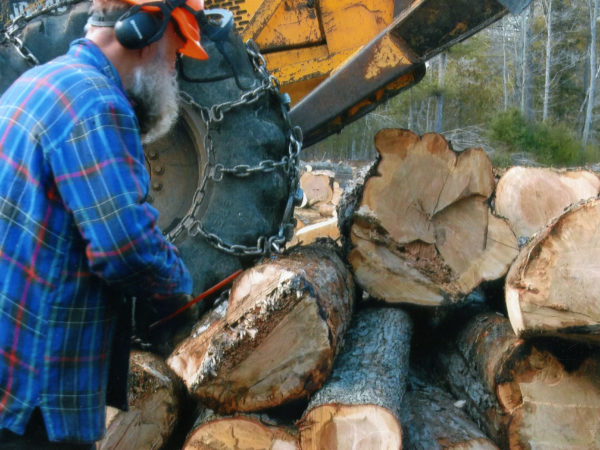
<box><xmin>289</xmin><ymin>25</ymin><xmax>424</xmax><ymax>147</ymax></box>
<box><xmin>290</xmin><ymin>0</ymin><xmax>532</xmax><ymax>147</ymax></box>
<box><xmin>391</xmin><ymin>0</ymin><xmax>505</xmax><ymax>60</ymax></box>
<box><xmin>144</xmin><ymin>105</ymin><xmax>208</xmax><ymax>232</ymax></box>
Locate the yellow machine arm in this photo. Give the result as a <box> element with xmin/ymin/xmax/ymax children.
<box><xmin>2</xmin><ymin>0</ymin><xmax>532</xmax><ymax>146</ymax></box>
<box><xmin>207</xmin><ymin>0</ymin><xmax>532</xmax><ymax>146</ymax></box>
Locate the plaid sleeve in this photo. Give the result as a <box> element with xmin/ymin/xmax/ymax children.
<box><xmin>46</xmin><ymin>99</ymin><xmax>193</xmax><ymax>298</ymax></box>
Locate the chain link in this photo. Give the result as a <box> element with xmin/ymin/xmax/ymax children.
<box><xmin>2</xmin><ymin>0</ymin><xmax>87</xmax><ymax>66</ymax></box>
<box><xmin>3</xmin><ymin>2</ymin><xmax>302</xmax><ymax>257</ymax></box>
<box><xmin>168</xmin><ymin>40</ymin><xmax>302</xmax><ymax>256</ymax></box>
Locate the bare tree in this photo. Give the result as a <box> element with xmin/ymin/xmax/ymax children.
<box><xmin>583</xmin><ymin>0</ymin><xmax>599</xmax><ymax>145</ymax></box>
<box><xmin>502</xmin><ymin>20</ymin><xmax>510</xmax><ymax>110</ymax></box>
<box><xmin>541</xmin><ymin>0</ymin><xmax>553</xmax><ymax>122</ymax></box>
<box><xmin>520</xmin><ymin>2</ymin><xmax>535</xmax><ymax>121</ymax></box>
<box><xmin>435</xmin><ymin>52</ymin><xmax>447</xmax><ymax>132</ymax></box>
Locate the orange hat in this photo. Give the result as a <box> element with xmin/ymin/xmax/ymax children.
<box><xmin>122</xmin><ymin>0</ymin><xmax>208</xmax><ymax>60</ymax></box>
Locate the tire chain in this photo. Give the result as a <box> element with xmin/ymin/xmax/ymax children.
<box><xmin>2</xmin><ymin>1</ymin><xmax>303</xmax><ymax>257</ymax></box>
<box><xmin>1</xmin><ymin>0</ymin><xmax>88</xmax><ymax>65</ymax></box>
<box><xmin>171</xmin><ymin>40</ymin><xmax>303</xmax><ymax>255</ymax></box>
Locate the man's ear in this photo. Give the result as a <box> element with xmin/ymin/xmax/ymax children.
<box><xmin>139</xmin><ymin>41</ymin><xmax>159</xmax><ymax>62</ymax></box>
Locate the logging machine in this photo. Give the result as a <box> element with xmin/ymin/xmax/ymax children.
<box><xmin>3</xmin><ymin>0</ymin><xmax>532</xmax><ymax>146</ymax></box>
<box><xmin>0</xmin><ymin>0</ymin><xmax>533</xmax><ymax>295</ymax></box>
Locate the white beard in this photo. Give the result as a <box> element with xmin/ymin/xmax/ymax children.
<box><xmin>127</xmin><ymin>48</ymin><xmax>180</xmax><ymax>145</ymax></box>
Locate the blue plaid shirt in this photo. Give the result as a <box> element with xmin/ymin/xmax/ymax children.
<box><xmin>0</xmin><ymin>39</ymin><xmax>192</xmax><ymax>442</ymax></box>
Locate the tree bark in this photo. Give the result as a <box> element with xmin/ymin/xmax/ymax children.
<box><xmin>439</xmin><ymin>312</ymin><xmax>600</xmax><ymax>449</ymax></box>
<box><xmin>400</xmin><ymin>377</ymin><xmax>498</xmax><ymax>450</ymax></box>
<box><xmin>167</xmin><ymin>242</ymin><xmax>356</xmax><ymax>413</ymax></box>
<box><xmin>183</xmin><ymin>409</ymin><xmax>299</xmax><ymax>450</ymax></box>
<box><xmin>346</xmin><ymin>129</ymin><xmax>517</xmax><ymax>306</ymax></box>
<box><xmin>99</xmin><ymin>351</ymin><xmax>184</xmax><ymax>450</ymax></box>
<box><xmin>298</xmin><ymin>307</ymin><xmax>412</xmax><ymax>450</ymax></box>
<box><xmin>494</xmin><ymin>166</ymin><xmax>600</xmax><ymax>239</ymax></box>
<box><xmin>506</xmin><ymin>197</ymin><xmax>600</xmax><ymax>343</ymax></box>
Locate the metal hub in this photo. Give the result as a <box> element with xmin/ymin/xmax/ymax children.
<box><xmin>144</xmin><ymin>104</ymin><xmax>208</xmax><ymax>233</ymax></box>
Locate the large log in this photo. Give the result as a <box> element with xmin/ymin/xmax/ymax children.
<box><xmin>439</xmin><ymin>312</ymin><xmax>600</xmax><ymax>448</ymax></box>
<box><xmin>506</xmin><ymin>198</ymin><xmax>600</xmax><ymax>343</ymax></box>
<box><xmin>346</xmin><ymin>129</ymin><xmax>518</xmax><ymax>306</ymax></box>
<box><xmin>400</xmin><ymin>376</ymin><xmax>498</xmax><ymax>449</ymax></box>
<box><xmin>183</xmin><ymin>409</ymin><xmax>298</xmax><ymax>449</ymax></box>
<box><xmin>298</xmin><ymin>307</ymin><xmax>412</xmax><ymax>450</ymax></box>
<box><xmin>167</xmin><ymin>242</ymin><xmax>356</xmax><ymax>413</ymax></box>
<box><xmin>99</xmin><ymin>351</ymin><xmax>184</xmax><ymax>450</ymax></box>
<box><xmin>494</xmin><ymin>167</ymin><xmax>600</xmax><ymax>239</ymax></box>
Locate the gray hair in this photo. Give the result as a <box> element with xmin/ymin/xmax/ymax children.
<box><xmin>85</xmin><ymin>0</ymin><xmax>129</xmax><ymax>32</ymax></box>
<box><xmin>90</xmin><ymin>0</ymin><xmax>129</xmax><ymax>13</ymax></box>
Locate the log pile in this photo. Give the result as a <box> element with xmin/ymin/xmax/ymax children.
<box><xmin>290</xmin><ymin>167</ymin><xmax>343</xmax><ymax>246</ymax></box>
<box><xmin>114</xmin><ymin>129</ymin><xmax>600</xmax><ymax>449</ymax></box>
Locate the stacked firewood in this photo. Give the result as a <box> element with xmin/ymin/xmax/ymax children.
<box><xmin>289</xmin><ymin>166</ymin><xmax>343</xmax><ymax>246</ymax></box>
<box><xmin>100</xmin><ymin>129</ymin><xmax>600</xmax><ymax>449</ymax></box>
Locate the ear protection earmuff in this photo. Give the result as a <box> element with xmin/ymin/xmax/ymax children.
<box><xmin>114</xmin><ymin>4</ymin><xmax>166</xmax><ymax>50</ymax></box>
<box><xmin>89</xmin><ymin>0</ymin><xmax>187</xmax><ymax>50</ymax></box>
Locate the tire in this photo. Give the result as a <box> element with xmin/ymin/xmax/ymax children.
<box><xmin>0</xmin><ymin>1</ymin><xmax>295</xmax><ymax>295</ymax></box>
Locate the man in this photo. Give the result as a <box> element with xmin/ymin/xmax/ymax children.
<box><xmin>0</xmin><ymin>0</ymin><xmax>208</xmax><ymax>446</ymax></box>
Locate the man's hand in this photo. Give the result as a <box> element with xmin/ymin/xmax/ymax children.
<box><xmin>133</xmin><ymin>294</ymin><xmax>197</xmax><ymax>351</ymax></box>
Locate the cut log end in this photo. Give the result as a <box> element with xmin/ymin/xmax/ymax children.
<box><xmin>505</xmin><ymin>198</ymin><xmax>600</xmax><ymax>343</ymax></box>
<box><xmin>184</xmin><ymin>416</ymin><xmax>299</xmax><ymax>450</ymax></box>
<box><xmin>168</xmin><ymin>243</ymin><xmax>355</xmax><ymax>413</ymax></box>
<box><xmin>441</xmin><ymin>313</ymin><xmax>600</xmax><ymax>448</ymax></box>
<box><xmin>347</xmin><ymin>129</ymin><xmax>516</xmax><ymax>306</ymax></box>
<box><xmin>99</xmin><ymin>351</ymin><xmax>183</xmax><ymax>450</ymax></box>
<box><xmin>494</xmin><ymin>167</ymin><xmax>600</xmax><ymax>239</ymax></box>
<box><xmin>299</xmin><ymin>404</ymin><xmax>402</xmax><ymax>450</ymax></box>
<box><xmin>503</xmin><ymin>349</ymin><xmax>600</xmax><ymax>449</ymax></box>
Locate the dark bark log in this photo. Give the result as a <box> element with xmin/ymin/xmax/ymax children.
<box><xmin>438</xmin><ymin>312</ymin><xmax>600</xmax><ymax>448</ymax></box>
<box><xmin>400</xmin><ymin>376</ymin><xmax>498</xmax><ymax>449</ymax></box>
<box><xmin>298</xmin><ymin>307</ymin><xmax>412</xmax><ymax>449</ymax></box>
<box><xmin>167</xmin><ymin>242</ymin><xmax>356</xmax><ymax>413</ymax></box>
